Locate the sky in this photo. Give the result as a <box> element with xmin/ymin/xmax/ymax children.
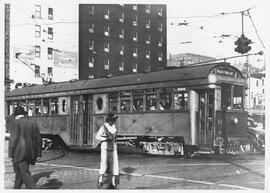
<box><xmin>3</xmin><ymin>0</ymin><xmax>270</xmax><ymax>68</ymax></box>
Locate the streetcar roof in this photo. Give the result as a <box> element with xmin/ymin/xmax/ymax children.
<box><xmin>6</xmin><ymin>62</ymin><xmax>245</xmax><ymax>98</ymax></box>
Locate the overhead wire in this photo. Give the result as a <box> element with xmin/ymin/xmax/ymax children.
<box><xmin>247</xmin><ymin>11</ymin><xmax>265</xmax><ymax>48</ymax></box>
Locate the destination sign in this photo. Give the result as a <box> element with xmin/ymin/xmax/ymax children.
<box><xmin>216</xmin><ymin>69</ymin><xmax>235</xmax><ymax>76</ymax></box>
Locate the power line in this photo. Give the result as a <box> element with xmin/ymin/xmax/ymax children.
<box><xmin>247</xmin><ymin>11</ymin><xmax>265</xmax><ymax>49</ymax></box>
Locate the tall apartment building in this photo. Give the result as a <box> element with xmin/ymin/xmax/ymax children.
<box><xmin>7</xmin><ymin>2</ymin><xmax>78</xmax><ymax>90</ymax></box>
<box><xmin>79</xmin><ymin>4</ymin><xmax>167</xmax><ymax>79</ymax></box>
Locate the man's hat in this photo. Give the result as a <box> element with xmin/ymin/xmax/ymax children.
<box><xmin>106</xmin><ymin>112</ymin><xmax>118</xmax><ymax>122</ymax></box>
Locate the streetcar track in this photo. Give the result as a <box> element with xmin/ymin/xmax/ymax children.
<box><xmin>36</xmin><ymin>161</ymin><xmax>261</xmax><ymax>190</ymax></box>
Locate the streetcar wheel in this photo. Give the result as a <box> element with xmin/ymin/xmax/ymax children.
<box><xmin>240</xmin><ymin>137</ymin><xmax>254</xmax><ymax>153</ymax></box>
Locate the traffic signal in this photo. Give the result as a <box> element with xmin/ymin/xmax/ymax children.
<box><xmin>234</xmin><ymin>35</ymin><xmax>252</xmax><ymax>54</ymax></box>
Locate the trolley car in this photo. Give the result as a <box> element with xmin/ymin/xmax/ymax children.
<box><xmin>5</xmin><ymin>62</ymin><xmax>251</xmax><ymax>155</ymax></box>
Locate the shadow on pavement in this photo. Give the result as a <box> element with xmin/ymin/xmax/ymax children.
<box><xmin>33</xmin><ymin>171</ymin><xmax>54</xmax><ymax>183</ymax></box>
<box><xmin>39</xmin><ymin>178</ymin><xmax>63</xmax><ymax>189</ymax></box>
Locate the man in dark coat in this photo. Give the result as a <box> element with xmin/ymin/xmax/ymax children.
<box><xmin>8</xmin><ymin>106</ymin><xmax>42</xmax><ymax>189</ymax></box>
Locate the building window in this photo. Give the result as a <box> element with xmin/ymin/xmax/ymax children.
<box><xmin>104</xmin><ymin>59</ymin><xmax>110</xmax><ymax>70</ymax></box>
<box><xmin>120</xmin><ymin>45</ymin><xmax>124</xmax><ymax>55</ymax></box>
<box><xmin>48</xmin><ymin>67</ymin><xmax>53</xmax><ymax>75</ymax></box>
<box><xmin>158</xmin><ymin>37</ymin><xmax>163</xmax><ymax>46</ymax></box>
<box><xmin>88</xmin><ymin>40</ymin><xmax>94</xmax><ymax>50</ymax></box>
<box><xmin>146</xmin><ymin>19</ymin><xmax>150</xmax><ymax>28</ymax></box>
<box><xmin>146</xmin><ymin>35</ymin><xmax>150</xmax><ymax>44</ymax></box>
<box><xmin>104</xmin><ymin>25</ymin><xmax>110</xmax><ymax>36</ymax></box>
<box><xmin>88</xmin><ymin>57</ymin><xmax>94</xmax><ymax>68</ymax></box>
<box><xmin>48</xmin><ymin>27</ymin><xmax>53</xmax><ymax>39</ymax></box>
<box><xmin>146</xmin><ymin>50</ymin><xmax>150</xmax><ymax>59</ymax></box>
<box><xmin>89</xmin><ymin>5</ymin><xmax>94</xmax><ymax>15</ymax></box>
<box><xmin>35</xmin><ymin>65</ymin><xmax>40</xmax><ymax>77</ymax></box>
<box><xmin>132</xmin><ymin>4</ymin><xmax>137</xmax><ymax>11</ymax></box>
<box><xmin>35</xmin><ymin>45</ymin><xmax>40</xmax><ymax>57</ymax></box>
<box><xmin>158</xmin><ymin>7</ymin><xmax>163</xmax><ymax>17</ymax></box>
<box><xmin>89</xmin><ymin>23</ymin><xmax>94</xmax><ymax>33</ymax></box>
<box><xmin>133</xmin><ymin>47</ymin><xmax>138</xmax><ymax>57</ymax></box>
<box><xmin>119</xmin><ymin>29</ymin><xmax>124</xmax><ymax>39</ymax></box>
<box><xmin>133</xmin><ymin>32</ymin><xmax>138</xmax><ymax>41</ymax></box>
<box><xmin>35</xmin><ymin>5</ymin><xmax>41</xmax><ymax>18</ymax></box>
<box><xmin>158</xmin><ymin>52</ymin><xmax>163</xmax><ymax>61</ymax></box>
<box><xmin>119</xmin><ymin>61</ymin><xmax>124</xmax><ymax>71</ymax></box>
<box><xmin>48</xmin><ymin>47</ymin><xmax>53</xmax><ymax>59</ymax></box>
<box><xmin>35</xmin><ymin>25</ymin><xmax>41</xmax><ymax>37</ymax></box>
<box><xmin>48</xmin><ymin>8</ymin><xmax>53</xmax><ymax>20</ymax></box>
<box><xmin>119</xmin><ymin>12</ymin><xmax>124</xmax><ymax>23</ymax></box>
<box><xmin>133</xmin><ymin>63</ymin><xmax>137</xmax><ymax>72</ymax></box>
<box><xmin>158</xmin><ymin>23</ymin><xmax>163</xmax><ymax>31</ymax></box>
<box><xmin>104</xmin><ymin>9</ymin><xmax>110</xmax><ymax>20</ymax></box>
<box><xmin>104</xmin><ymin>42</ymin><xmax>110</xmax><ymax>53</ymax></box>
<box><xmin>133</xmin><ymin>16</ymin><xmax>137</xmax><ymax>26</ymax></box>
<box><xmin>146</xmin><ymin>5</ymin><xmax>151</xmax><ymax>13</ymax></box>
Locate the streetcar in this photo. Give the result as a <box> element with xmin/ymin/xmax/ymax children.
<box><xmin>5</xmin><ymin>62</ymin><xmax>251</xmax><ymax>155</ymax></box>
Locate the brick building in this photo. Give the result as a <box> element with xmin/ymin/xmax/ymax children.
<box><xmin>79</xmin><ymin>4</ymin><xmax>167</xmax><ymax>79</ymax></box>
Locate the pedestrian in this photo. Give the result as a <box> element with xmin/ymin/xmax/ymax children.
<box><xmin>8</xmin><ymin>106</ymin><xmax>42</xmax><ymax>189</ymax></box>
<box><xmin>96</xmin><ymin>112</ymin><xmax>119</xmax><ymax>189</ymax></box>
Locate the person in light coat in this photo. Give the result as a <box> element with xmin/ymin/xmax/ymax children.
<box><xmin>96</xmin><ymin>112</ymin><xmax>119</xmax><ymax>189</ymax></box>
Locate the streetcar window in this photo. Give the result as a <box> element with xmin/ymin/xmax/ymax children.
<box><xmin>27</xmin><ymin>99</ymin><xmax>35</xmax><ymax>116</ymax></box>
<box><xmin>43</xmin><ymin>98</ymin><xmax>50</xmax><ymax>115</ymax></box>
<box><xmin>173</xmin><ymin>88</ymin><xmax>188</xmax><ymax>110</ymax></box>
<box><xmin>233</xmin><ymin>85</ymin><xmax>243</xmax><ymax>110</ymax></box>
<box><xmin>109</xmin><ymin>92</ymin><xmax>119</xmax><ymax>112</ymax></box>
<box><xmin>120</xmin><ymin>91</ymin><xmax>131</xmax><ymax>112</ymax></box>
<box><xmin>221</xmin><ymin>83</ymin><xmax>231</xmax><ymax>110</ymax></box>
<box><xmin>14</xmin><ymin>101</ymin><xmax>27</xmax><ymax>114</ymax></box>
<box><xmin>6</xmin><ymin>101</ymin><xmax>13</xmax><ymax>116</ymax></box>
<box><xmin>35</xmin><ymin>99</ymin><xmax>42</xmax><ymax>115</ymax></box>
<box><xmin>132</xmin><ymin>90</ymin><xmax>144</xmax><ymax>111</ymax></box>
<box><xmin>146</xmin><ymin>89</ymin><xmax>158</xmax><ymax>110</ymax></box>
<box><xmin>51</xmin><ymin>97</ymin><xmax>58</xmax><ymax>114</ymax></box>
<box><xmin>96</xmin><ymin>97</ymin><xmax>103</xmax><ymax>111</ymax></box>
<box><xmin>159</xmin><ymin>88</ymin><xmax>172</xmax><ymax>110</ymax></box>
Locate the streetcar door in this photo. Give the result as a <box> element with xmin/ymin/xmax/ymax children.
<box><xmin>198</xmin><ymin>90</ymin><xmax>214</xmax><ymax>145</ymax></box>
<box><xmin>82</xmin><ymin>95</ymin><xmax>93</xmax><ymax>146</ymax></box>
<box><xmin>70</xmin><ymin>96</ymin><xmax>80</xmax><ymax>145</ymax></box>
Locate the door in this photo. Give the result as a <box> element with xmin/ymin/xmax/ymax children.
<box><xmin>82</xmin><ymin>95</ymin><xmax>93</xmax><ymax>146</ymax></box>
<box><xmin>198</xmin><ymin>90</ymin><xmax>214</xmax><ymax>145</ymax></box>
<box><xmin>70</xmin><ymin>96</ymin><xmax>80</xmax><ymax>145</ymax></box>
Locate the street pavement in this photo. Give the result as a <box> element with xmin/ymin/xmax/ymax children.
<box><xmin>4</xmin><ymin>140</ymin><xmax>266</xmax><ymax>190</ymax></box>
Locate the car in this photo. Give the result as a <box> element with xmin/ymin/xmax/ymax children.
<box><xmin>246</xmin><ymin>117</ymin><xmax>265</xmax><ymax>152</ymax></box>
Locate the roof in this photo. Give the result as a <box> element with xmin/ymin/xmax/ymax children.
<box><xmin>5</xmin><ymin>62</ymin><xmax>243</xmax><ymax>98</ymax></box>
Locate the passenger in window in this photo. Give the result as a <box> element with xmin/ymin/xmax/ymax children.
<box><xmin>28</xmin><ymin>108</ymin><xmax>33</xmax><ymax>116</ymax></box>
<box><xmin>133</xmin><ymin>100</ymin><xmax>143</xmax><ymax>111</ymax></box>
<box><xmin>150</xmin><ymin>104</ymin><xmax>157</xmax><ymax>110</ymax></box>
<box><xmin>120</xmin><ymin>103</ymin><xmax>127</xmax><ymax>111</ymax></box>
<box><xmin>36</xmin><ymin>108</ymin><xmax>41</xmax><ymax>115</ymax></box>
<box><xmin>159</xmin><ymin>101</ymin><xmax>165</xmax><ymax>110</ymax></box>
